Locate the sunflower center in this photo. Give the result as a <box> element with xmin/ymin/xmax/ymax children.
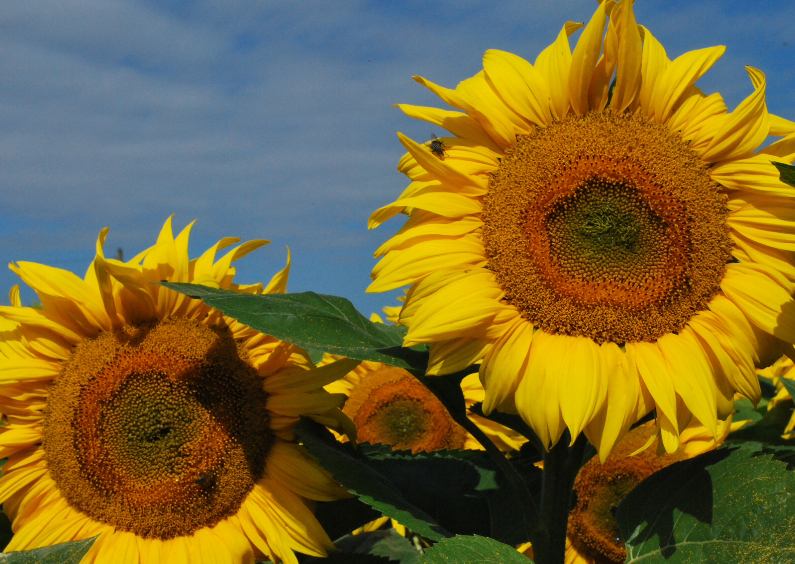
<box><xmin>483</xmin><ymin>110</ymin><xmax>731</xmax><ymax>344</ymax></box>
<box><xmin>343</xmin><ymin>366</ymin><xmax>467</xmax><ymax>453</ymax></box>
<box><xmin>43</xmin><ymin>317</ymin><xmax>272</xmax><ymax>540</ymax></box>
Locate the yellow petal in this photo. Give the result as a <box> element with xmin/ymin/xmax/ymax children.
<box><xmin>760</xmin><ymin>131</ymin><xmax>795</xmax><ymax>159</ymax></box>
<box><xmin>482</xmin><ymin>50</ymin><xmax>553</xmax><ymax>127</ymax></box>
<box><xmin>211</xmin><ymin>517</ymin><xmax>256</xmax><ymax>564</ymax></box>
<box><xmin>679</xmin><ymin>327</ymin><xmax>735</xmax><ymax>420</ymax></box>
<box><xmin>569</xmin><ymin>2</ymin><xmax>609</xmax><ymax>115</ymax></box>
<box><xmin>396</xmin><ymin>132</ymin><xmax>487</xmax><ymax>192</ymax></box>
<box><xmin>375</xmin><ymin>215</ymin><xmax>483</xmax><ymax>257</ymax></box>
<box><xmin>584</xmin><ymin>342</ymin><xmax>639</xmax><ymax>462</ymax></box>
<box><xmin>0</xmin><ymin>465</ymin><xmax>47</xmax><ymax>504</ymax></box>
<box><xmin>700</xmin><ymin>67</ymin><xmax>770</xmax><ymax>162</ymax></box>
<box><xmin>656</xmin><ymin>333</ymin><xmax>717</xmax><ymax>438</ymax></box>
<box><xmin>631</xmin><ymin>342</ymin><xmax>678</xmax><ymax>429</ymax></box>
<box><xmin>9</xmin><ymin>285</ymin><xmax>21</xmax><ymax>308</ymax></box>
<box><xmin>368</xmin><ymin>235</ymin><xmax>487</xmax><ymax>293</ymax></box>
<box><xmin>480</xmin><ymin>318</ymin><xmax>532</xmax><ymax>415</ymax></box>
<box><xmin>535</xmin><ymin>22</ymin><xmax>584</xmax><ymax>120</ymax></box>
<box><xmin>253</xmin><ymin>479</ymin><xmax>332</xmax><ymax>557</ymax></box>
<box><xmin>610</xmin><ymin>0</ymin><xmax>642</xmax><ymax>113</ymax></box>
<box><xmin>588</xmin><ymin>11</ymin><xmax>617</xmax><ymax>112</ymax></box>
<box><xmin>769</xmin><ymin>114</ymin><xmax>795</xmax><ymax>137</ymax></box>
<box><xmin>721</xmin><ymin>263</ymin><xmax>795</xmax><ymax>343</ymax></box>
<box><xmin>516</xmin><ymin>331</ymin><xmax>566</xmax><ymax>450</ymax></box>
<box><xmin>395</xmin><ymin>105</ymin><xmax>502</xmax><ymax>153</ymax></box>
<box><xmin>651</xmin><ymin>46</ymin><xmax>725</xmax><ymax>124</ymax></box>
<box><xmin>262</xmin><ymin>358</ymin><xmax>361</xmax><ymax>395</ymax></box>
<box><xmin>11</xmin><ymin>261</ymin><xmax>109</xmax><ymax>333</ymax></box>
<box><xmin>426</xmin><ymin>336</ymin><xmax>491</xmax><ymax>376</ymax></box>
<box><xmin>263</xmin><ymin>248</ymin><xmax>291</xmax><ymax>294</ymax></box>
<box><xmin>712</xmin><ymin>154</ymin><xmax>795</xmax><ymax>198</ymax></box>
<box><xmin>638</xmin><ymin>26</ymin><xmax>669</xmax><ymax>117</ymax></box>
<box><xmin>142</xmin><ymin>216</ymin><xmax>180</xmax><ymax>319</ymax></box>
<box><xmin>732</xmin><ymin>232</ymin><xmax>795</xmax><ymax>282</ymax></box>
<box><xmin>267</xmin><ymin>390</ymin><xmax>345</xmax><ymax>418</ymax></box>
<box><xmin>454</xmin><ymin>71</ymin><xmax>534</xmax><ymax>148</ymax></box>
<box><xmin>557</xmin><ymin>336</ymin><xmax>607</xmax><ymax>443</ymax></box>
<box><xmin>266</xmin><ymin>441</ymin><xmax>347</xmax><ymax>502</ymax></box>
<box><xmin>728</xmin><ymin>199</ymin><xmax>795</xmax><ymax>251</ymax></box>
<box><xmin>657</xmin><ymin>407</ymin><xmax>681</xmax><ymax>453</ymax></box>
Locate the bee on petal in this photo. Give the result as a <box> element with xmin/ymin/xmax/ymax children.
<box><xmin>427</xmin><ymin>133</ymin><xmax>447</xmax><ymax>158</ymax></box>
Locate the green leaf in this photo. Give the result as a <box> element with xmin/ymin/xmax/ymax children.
<box><xmin>0</xmin><ymin>537</ymin><xmax>98</xmax><ymax>564</ymax></box>
<box><xmin>731</xmin><ymin>397</ymin><xmax>765</xmax><ymax>425</ymax></box>
<box><xmin>295</xmin><ymin>419</ymin><xmax>450</xmax><ymax>542</ymax></box>
<box><xmin>351</xmin><ymin>443</ymin><xmax>538</xmax><ymax>546</ymax></box>
<box><xmin>156</xmin><ymin>285</ymin><xmax>427</xmax><ymax>371</ymax></box>
<box><xmin>725</xmin><ymin>400</ymin><xmax>794</xmax><ymax>446</ymax></box>
<box><xmin>780</xmin><ymin>377</ymin><xmax>795</xmax><ymax>400</ymax></box>
<box><xmin>417</xmin><ymin>535</ymin><xmax>531</xmax><ymax>564</ymax></box>
<box><xmin>617</xmin><ymin>442</ymin><xmax>795</xmax><ymax>563</ymax></box>
<box><xmin>774</xmin><ymin>161</ymin><xmax>795</xmax><ymax>189</ymax></box>
<box><xmin>361</xmin><ymin>448</ymin><xmax>489</xmax><ymax>540</ymax></box>
<box><xmin>326</xmin><ymin>530</ymin><xmax>421</xmax><ymax>564</ymax></box>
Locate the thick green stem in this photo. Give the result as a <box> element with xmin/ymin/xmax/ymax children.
<box><xmin>531</xmin><ymin>432</ymin><xmax>589</xmax><ymax>564</ymax></box>
<box><xmin>452</xmin><ymin>410</ymin><xmax>540</xmax><ymax>543</ymax></box>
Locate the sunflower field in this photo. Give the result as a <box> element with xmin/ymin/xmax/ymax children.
<box><xmin>0</xmin><ymin>1</ymin><xmax>794</xmax><ymax>563</ymax></box>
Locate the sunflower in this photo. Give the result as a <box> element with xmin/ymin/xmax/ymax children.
<box><xmin>368</xmin><ymin>0</ymin><xmax>795</xmax><ymax>460</ymax></box>
<box><xmin>517</xmin><ymin>416</ymin><xmax>748</xmax><ymax>564</ymax></box>
<box><xmin>757</xmin><ymin>355</ymin><xmax>795</xmax><ymax>439</ymax></box>
<box><xmin>0</xmin><ymin>217</ymin><xmax>357</xmax><ymax>564</ymax></box>
<box><xmin>324</xmin><ymin>357</ymin><xmax>526</xmax><ymax>453</ymax></box>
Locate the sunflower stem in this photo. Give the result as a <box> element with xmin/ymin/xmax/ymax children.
<box><xmin>533</xmin><ymin>432</ymin><xmax>589</xmax><ymax>564</ymax></box>
<box><xmin>449</xmin><ymin>408</ymin><xmax>541</xmax><ymax>544</ymax></box>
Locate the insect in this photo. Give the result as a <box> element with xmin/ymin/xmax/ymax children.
<box><xmin>428</xmin><ymin>133</ymin><xmax>447</xmax><ymax>158</ymax></box>
<box><xmin>195</xmin><ymin>469</ymin><xmax>216</xmax><ymax>489</ymax></box>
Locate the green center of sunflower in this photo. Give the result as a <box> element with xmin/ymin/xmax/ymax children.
<box><xmin>343</xmin><ymin>366</ymin><xmax>467</xmax><ymax>453</ymax></box>
<box><xmin>483</xmin><ymin>110</ymin><xmax>731</xmax><ymax>344</ymax></box>
<box><xmin>44</xmin><ymin>317</ymin><xmax>272</xmax><ymax>540</ymax></box>
<box><xmin>372</xmin><ymin>399</ymin><xmax>429</xmax><ymax>445</ymax></box>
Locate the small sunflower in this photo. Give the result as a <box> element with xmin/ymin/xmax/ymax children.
<box><xmin>325</xmin><ymin>358</ymin><xmax>525</xmax><ymax>453</ymax></box>
<box><xmin>518</xmin><ymin>416</ymin><xmax>748</xmax><ymax>564</ymax></box>
<box><xmin>757</xmin><ymin>355</ymin><xmax>795</xmax><ymax>439</ymax></box>
<box><xmin>369</xmin><ymin>0</ymin><xmax>795</xmax><ymax>459</ymax></box>
<box><xmin>0</xmin><ymin>218</ymin><xmax>355</xmax><ymax>564</ymax></box>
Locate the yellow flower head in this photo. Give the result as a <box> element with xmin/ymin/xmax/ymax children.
<box><xmin>369</xmin><ymin>0</ymin><xmax>795</xmax><ymax>460</ymax></box>
<box><xmin>0</xmin><ymin>217</ymin><xmax>352</xmax><ymax>564</ymax></box>
<box><xmin>325</xmin><ymin>357</ymin><xmax>526</xmax><ymax>453</ymax></box>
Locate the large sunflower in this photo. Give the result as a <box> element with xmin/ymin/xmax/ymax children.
<box><xmin>0</xmin><ymin>217</ymin><xmax>356</xmax><ymax>564</ymax></box>
<box><xmin>368</xmin><ymin>0</ymin><xmax>795</xmax><ymax>459</ymax></box>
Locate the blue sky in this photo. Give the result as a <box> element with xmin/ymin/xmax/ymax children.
<box><xmin>1</xmin><ymin>0</ymin><xmax>793</xmax><ymax>315</ymax></box>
